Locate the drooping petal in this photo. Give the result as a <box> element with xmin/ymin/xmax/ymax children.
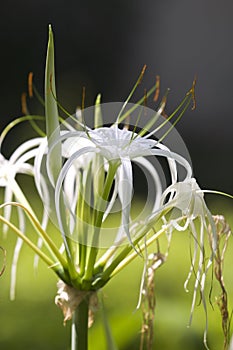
<box><xmin>103</xmin><ymin>173</ymin><xmax>119</xmax><ymax>222</ymax></box>
<box><xmin>117</xmin><ymin>157</ymin><xmax>134</xmax><ymax>245</ymax></box>
<box><xmin>63</xmin><ymin>165</ymin><xmax>78</xmax><ymax>213</ymax></box>
<box><xmin>2</xmin><ymin>184</ymin><xmax>13</xmax><ymax>235</ymax></box>
<box><xmin>133</xmin><ymin>156</ymin><xmax>162</xmax><ymax>212</ymax></box>
<box><xmin>148</xmin><ymin>148</ymin><xmax>192</xmax><ymax>181</ymax></box>
<box><xmin>10</xmin><ymin>204</ymin><xmax>25</xmax><ymax>300</ymax></box>
<box><xmin>55</xmin><ymin>146</ymin><xmax>98</xmax><ymax>254</ymax></box>
<box><xmin>34</xmin><ymin>137</ymin><xmax>48</xmax><ymax>198</ymax></box>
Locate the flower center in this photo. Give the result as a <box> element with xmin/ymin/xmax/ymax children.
<box><xmin>89</xmin><ymin>126</ymin><xmax>155</xmax><ymax>160</ymax></box>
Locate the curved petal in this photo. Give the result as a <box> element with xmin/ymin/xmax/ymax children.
<box><xmin>133</xmin><ymin>156</ymin><xmax>162</xmax><ymax>212</ymax></box>
<box><xmin>46</xmin><ymin>130</ymin><xmax>91</xmax><ymax>187</ymax></box>
<box><xmin>144</xmin><ymin>148</ymin><xmax>192</xmax><ymax>181</ymax></box>
<box><xmin>155</xmin><ymin>142</ymin><xmax>177</xmax><ymax>184</ymax></box>
<box><xmin>55</xmin><ymin>146</ymin><xmax>98</xmax><ymax>254</ymax></box>
<box><xmin>14</xmin><ymin>149</ymin><xmax>41</xmax><ymax>169</ymax></box>
<box><xmin>2</xmin><ymin>185</ymin><xmax>13</xmax><ymax>235</ymax></box>
<box><xmin>9</xmin><ymin>138</ymin><xmax>43</xmax><ymax>164</ymax></box>
<box><xmin>34</xmin><ymin>137</ymin><xmax>48</xmax><ymax>198</ymax></box>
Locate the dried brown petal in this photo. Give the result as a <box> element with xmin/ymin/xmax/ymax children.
<box><xmin>55</xmin><ymin>280</ymin><xmax>98</xmax><ymax>326</ymax></box>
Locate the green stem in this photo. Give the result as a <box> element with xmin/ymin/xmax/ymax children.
<box><xmin>71</xmin><ymin>298</ymin><xmax>89</xmax><ymax>350</ymax></box>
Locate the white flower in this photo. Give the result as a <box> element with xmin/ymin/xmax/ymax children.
<box><xmin>38</xmin><ymin>113</ymin><xmax>193</xmax><ymax>251</ymax></box>
<box><xmin>0</xmin><ymin>137</ymin><xmax>48</xmax><ymax>299</ymax></box>
<box><xmin>87</xmin><ymin>126</ymin><xmax>155</xmax><ymax>160</ymax></box>
<box><xmin>158</xmin><ymin>177</ymin><xmax>217</xmax><ymax>347</ymax></box>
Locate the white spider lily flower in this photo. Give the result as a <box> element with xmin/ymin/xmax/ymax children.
<box><xmin>116</xmin><ymin>176</ymin><xmax>218</xmax><ymax>349</ymax></box>
<box><xmin>45</xmin><ymin>116</ymin><xmax>193</xmax><ymax>253</ymax></box>
<box><xmin>158</xmin><ymin>178</ymin><xmax>217</xmax><ymax>348</ymax></box>
<box><xmin>0</xmin><ymin>138</ymin><xmax>46</xmax><ymax>226</ymax></box>
<box><xmin>0</xmin><ymin>137</ymin><xmax>49</xmax><ymax>299</ymax></box>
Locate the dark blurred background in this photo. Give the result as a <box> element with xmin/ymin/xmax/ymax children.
<box><xmin>0</xmin><ymin>0</ymin><xmax>233</xmax><ymax>193</ymax></box>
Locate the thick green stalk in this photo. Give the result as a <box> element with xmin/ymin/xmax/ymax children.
<box><xmin>71</xmin><ymin>298</ymin><xmax>89</xmax><ymax>350</ymax></box>
<box><xmin>82</xmin><ymin>162</ymin><xmax>118</xmax><ymax>287</ymax></box>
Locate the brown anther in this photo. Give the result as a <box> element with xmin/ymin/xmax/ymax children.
<box><xmin>187</xmin><ymin>76</ymin><xmax>197</xmax><ymax>110</ymax></box>
<box><xmin>21</xmin><ymin>92</ymin><xmax>28</xmax><ymax>115</ymax></box>
<box><xmin>138</xmin><ymin>65</ymin><xmax>147</xmax><ymax>85</ymax></box>
<box><xmin>161</xmin><ymin>110</ymin><xmax>169</xmax><ymax>119</ymax></box>
<box><xmin>144</xmin><ymin>89</ymin><xmax>148</xmax><ymax>107</ymax></box>
<box><xmin>159</xmin><ymin>94</ymin><xmax>167</xmax><ymax>115</ymax></box>
<box><xmin>153</xmin><ymin>75</ymin><xmax>160</xmax><ymax>102</ymax></box>
<box><xmin>28</xmin><ymin>72</ymin><xmax>34</xmax><ymax>97</ymax></box>
<box><xmin>82</xmin><ymin>86</ymin><xmax>86</xmax><ymax>110</ymax></box>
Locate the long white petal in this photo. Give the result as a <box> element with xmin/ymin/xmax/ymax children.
<box><xmin>155</xmin><ymin>142</ymin><xmax>177</xmax><ymax>184</ymax></box>
<box><xmin>55</xmin><ymin>146</ymin><xmax>97</xmax><ymax>254</ymax></box>
<box><xmin>133</xmin><ymin>156</ymin><xmax>162</xmax><ymax>212</ymax></box>
<box><xmin>46</xmin><ymin>130</ymin><xmax>90</xmax><ymax>187</ymax></box>
<box><xmin>2</xmin><ymin>185</ymin><xmax>13</xmax><ymax>235</ymax></box>
<box><xmin>103</xmin><ymin>172</ymin><xmax>119</xmax><ymax>222</ymax></box>
<box><xmin>34</xmin><ymin>138</ymin><xmax>48</xmax><ymax>198</ymax></box>
<box><xmin>10</xmin><ymin>206</ymin><xmax>25</xmax><ymax>300</ymax></box>
<box><xmin>13</xmin><ymin>149</ymin><xmax>41</xmax><ymax>169</ymax></box>
<box><xmin>117</xmin><ymin>157</ymin><xmax>133</xmax><ymax>245</ymax></box>
<box><xmin>9</xmin><ymin>138</ymin><xmax>43</xmax><ymax>163</ymax></box>
<box><xmin>144</xmin><ymin>148</ymin><xmax>192</xmax><ymax>180</ymax></box>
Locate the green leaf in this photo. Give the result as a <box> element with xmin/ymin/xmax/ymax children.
<box><xmin>45</xmin><ymin>24</ymin><xmax>61</xmax><ymax>183</ymax></box>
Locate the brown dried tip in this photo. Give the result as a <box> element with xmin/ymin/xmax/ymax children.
<box><xmin>144</xmin><ymin>88</ymin><xmax>148</xmax><ymax>107</ymax></box>
<box><xmin>138</xmin><ymin>65</ymin><xmax>147</xmax><ymax>85</ymax></box>
<box><xmin>187</xmin><ymin>76</ymin><xmax>197</xmax><ymax>110</ymax></box>
<box><xmin>21</xmin><ymin>92</ymin><xmax>28</xmax><ymax>115</ymax></box>
<box><xmin>159</xmin><ymin>93</ymin><xmax>168</xmax><ymax>116</ymax></box>
<box><xmin>210</xmin><ymin>215</ymin><xmax>232</xmax><ymax>350</ymax></box>
<box><xmin>82</xmin><ymin>86</ymin><xmax>86</xmax><ymax>110</ymax></box>
<box><xmin>153</xmin><ymin>75</ymin><xmax>160</xmax><ymax>102</ymax></box>
<box><xmin>139</xmin><ymin>252</ymin><xmax>166</xmax><ymax>350</ymax></box>
<box><xmin>28</xmin><ymin>72</ymin><xmax>34</xmax><ymax>98</ymax></box>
